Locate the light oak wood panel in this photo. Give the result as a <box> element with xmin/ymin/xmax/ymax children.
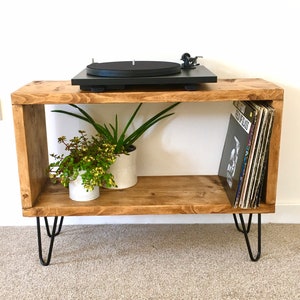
<box><xmin>22</xmin><ymin>176</ymin><xmax>275</xmax><ymax>217</ymax></box>
<box><xmin>264</xmin><ymin>100</ymin><xmax>284</xmax><ymax>204</ymax></box>
<box><xmin>12</xmin><ymin>104</ymin><xmax>48</xmax><ymax>208</ymax></box>
<box><xmin>11</xmin><ymin>79</ymin><xmax>283</xmax><ymax>105</ymax></box>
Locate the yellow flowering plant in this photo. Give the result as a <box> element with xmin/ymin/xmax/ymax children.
<box><xmin>47</xmin><ymin>130</ymin><xmax>117</xmax><ymax>191</ymax></box>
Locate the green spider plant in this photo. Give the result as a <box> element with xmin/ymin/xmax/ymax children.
<box><xmin>52</xmin><ymin>102</ymin><xmax>179</xmax><ymax>154</ymax></box>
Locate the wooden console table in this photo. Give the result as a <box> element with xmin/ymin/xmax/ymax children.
<box><xmin>11</xmin><ymin>79</ymin><xmax>284</xmax><ymax>265</ymax></box>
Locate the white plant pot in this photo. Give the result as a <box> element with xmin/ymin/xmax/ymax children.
<box><xmin>109</xmin><ymin>148</ymin><xmax>137</xmax><ymax>189</ymax></box>
<box><xmin>69</xmin><ymin>172</ymin><xmax>100</xmax><ymax>201</ymax></box>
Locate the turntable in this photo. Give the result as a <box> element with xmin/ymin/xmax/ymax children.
<box><xmin>71</xmin><ymin>53</ymin><xmax>217</xmax><ymax>92</ymax></box>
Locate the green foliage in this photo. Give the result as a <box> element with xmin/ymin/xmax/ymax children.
<box><xmin>47</xmin><ymin>130</ymin><xmax>117</xmax><ymax>191</ymax></box>
<box><xmin>52</xmin><ymin>102</ymin><xmax>180</xmax><ymax>154</ymax></box>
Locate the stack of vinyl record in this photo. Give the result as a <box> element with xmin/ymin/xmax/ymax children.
<box><xmin>218</xmin><ymin>100</ymin><xmax>275</xmax><ymax>208</ymax></box>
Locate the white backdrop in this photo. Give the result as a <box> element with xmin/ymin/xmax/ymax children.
<box><xmin>0</xmin><ymin>0</ymin><xmax>299</xmax><ymax>225</ymax></box>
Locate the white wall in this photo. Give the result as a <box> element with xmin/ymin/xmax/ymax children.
<box><xmin>0</xmin><ymin>0</ymin><xmax>299</xmax><ymax>225</ymax></box>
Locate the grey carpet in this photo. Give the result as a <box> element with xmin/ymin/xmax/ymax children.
<box><xmin>0</xmin><ymin>223</ymin><xmax>299</xmax><ymax>299</ymax></box>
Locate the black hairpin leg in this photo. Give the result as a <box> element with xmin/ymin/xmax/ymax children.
<box><xmin>36</xmin><ymin>216</ymin><xmax>64</xmax><ymax>266</ymax></box>
<box><xmin>233</xmin><ymin>213</ymin><xmax>261</xmax><ymax>261</ymax></box>
<box><xmin>44</xmin><ymin>216</ymin><xmax>64</xmax><ymax>237</ymax></box>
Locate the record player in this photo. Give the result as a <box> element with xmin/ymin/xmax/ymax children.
<box><xmin>71</xmin><ymin>53</ymin><xmax>217</xmax><ymax>92</ymax></box>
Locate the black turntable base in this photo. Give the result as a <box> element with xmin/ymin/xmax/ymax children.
<box><xmin>71</xmin><ymin>59</ymin><xmax>217</xmax><ymax>92</ymax></box>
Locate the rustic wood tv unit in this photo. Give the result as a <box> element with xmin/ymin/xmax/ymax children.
<box><xmin>11</xmin><ymin>79</ymin><xmax>283</xmax><ymax>265</ymax></box>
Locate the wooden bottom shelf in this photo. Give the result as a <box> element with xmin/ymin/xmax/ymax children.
<box><xmin>23</xmin><ymin>175</ymin><xmax>275</xmax><ymax>217</ymax></box>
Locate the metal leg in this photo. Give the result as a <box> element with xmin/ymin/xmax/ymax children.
<box><xmin>36</xmin><ymin>216</ymin><xmax>64</xmax><ymax>266</ymax></box>
<box><xmin>44</xmin><ymin>216</ymin><xmax>64</xmax><ymax>237</ymax></box>
<box><xmin>233</xmin><ymin>213</ymin><xmax>261</xmax><ymax>261</ymax></box>
<box><xmin>233</xmin><ymin>213</ymin><xmax>252</xmax><ymax>233</ymax></box>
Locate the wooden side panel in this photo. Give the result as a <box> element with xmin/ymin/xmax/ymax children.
<box><xmin>12</xmin><ymin>104</ymin><xmax>48</xmax><ymax>209</ymax></box>
<box><xmin>264</xmin><ymin>100</ymin><xmax>284</xmax><ymax>204</ymax></box>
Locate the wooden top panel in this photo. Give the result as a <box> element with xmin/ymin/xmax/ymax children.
<box><xmin>11</xmin><ymin>78</ymin><xmax>283</xmax><ymax>105</ymax></box>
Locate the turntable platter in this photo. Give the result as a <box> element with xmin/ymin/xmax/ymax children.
<box><xmin>86</xmin><ymin>61</ymin><xmax>182</xmax><ymax>78</ymax></box>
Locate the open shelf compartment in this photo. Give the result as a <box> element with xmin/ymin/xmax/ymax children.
<box><xmin>11</xmin><ymin>79</ymin><xmax>283</xmax><ymax>218</ymax></box>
